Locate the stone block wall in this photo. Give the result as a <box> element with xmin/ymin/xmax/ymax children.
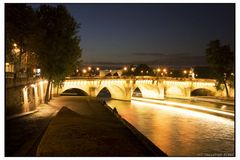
<box><xmin>6</xmin><ymin>80</ymin><xmax>48</xmax><ymax>117</ymax></box>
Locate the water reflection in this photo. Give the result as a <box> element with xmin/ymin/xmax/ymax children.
<box><xmin>106</xmin><ymin>99</ymin><xmax>234</xmax><ymax>156</ymax></box>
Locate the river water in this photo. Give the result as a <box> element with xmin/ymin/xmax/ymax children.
<box><xmin>105</xmin><ymin>98</ymin><xmax>234</xmax><ymax>156</ymax></box>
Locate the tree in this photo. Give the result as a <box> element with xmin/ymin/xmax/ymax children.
<box><xmin>35</xmin><ymin>5</ymin><xmax>81</xmax><ymax>103</ymax></box>
<box><xmin>133</xmin><ymin>64</ymin><xmax>155</xmax><ymax>76</ymax></box>
<box><xmin>5</xmin><ymin>4</ymin><xmax>37</xmax><ymax>77</ymax></box>
<box><xmin>206</xmin><ymin>40</ymin><xmax>234</xmax><ymax>97</ymax></box>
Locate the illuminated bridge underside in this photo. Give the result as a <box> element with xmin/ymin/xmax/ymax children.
<box><xmin>59</xmin><ymin>78</ymin><xmax>216</xmax><ymax>101</ymax></box>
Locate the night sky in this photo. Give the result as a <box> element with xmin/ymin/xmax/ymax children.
<box><xmin>34</xmin><ymin>3</ymin><xmax>235</xmax><ymax>67</ymax></box>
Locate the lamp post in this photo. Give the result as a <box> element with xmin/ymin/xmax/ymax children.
<box><xmin>157</xmin><ymin>68</ymin><xmax>161</xmax><ymax>77</ymax></box>
<box><xmin>183</xmin><ymin>70</ymin><xmax>187</xmax><ymax>78</ymax></box>
<box><xmin>82</xmin><ymin>69</ymin><xmax>87</xmax><ymax>76</ymax></box>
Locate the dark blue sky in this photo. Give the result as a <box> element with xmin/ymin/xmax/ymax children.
<box><xmin>34</xmin><ymin>3</ymin><xmax>235</xmax><ymax>67</ymax></box>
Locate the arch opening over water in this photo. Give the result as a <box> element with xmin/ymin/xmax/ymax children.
<box><xmin>132</xmin><ymin>87</ymin><xmax>143</xmax><ymax>97</ymax></box>
<box><xmin>61</xmin><ymin>88</ymin><xmax>88</xmax><ymax>96</ymax></box>
<box><xmin>191</xmin><ymin>88</ymin><xmax>214</xmax><ymax>96</ymax></box>
<box><xmin>113</xmin><ymin>72</ymin><xmax>119</xmax><ymax>77</ymax></box>
<box><xmin>97</xmin><ymin>87</ymin><xmax>111</xmax><ymax>99</ymax></box>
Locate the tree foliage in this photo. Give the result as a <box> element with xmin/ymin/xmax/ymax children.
<box><xmin>206</xmin><ymin>40</ymin><xmax>234</xmax><ymax>97</ymax></box>
<box><xmin>134</xmin><ymin>64</ymin><xmax>155</xmax><ymax>76</ymax></box>
<box><xmin>34</xmin><ymin>5</ymin><xmax>81</xmax><ymax>102</ymax></box>
<box><xmin>6</xmin><ymin>4</ymin><xmax>82</xmax><ymax>102</ymax></box>
<box><xmin>5</xmin><ymin>4</ymin><xmax>37</xmax><ymax>66</ymax></box>
<box><xmin>35</xmin><ymin>5</ymin><xmax>81</xmax><ymax>80</ymax></box>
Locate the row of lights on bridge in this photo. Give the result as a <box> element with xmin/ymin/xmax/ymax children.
<box><xmin>77</xmin><ymin>67</ymin><xmax>100</xmax><ymax>74</ymax></box>
<box><xmin>77</xmin><ymin>66</ymin><xmax>201</xmax><ymax>78</ymax></box>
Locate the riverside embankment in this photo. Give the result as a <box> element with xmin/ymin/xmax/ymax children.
<box><xmin>37</xmin><ymin>96</ymin><xmax>166</xmax><ymax>156</ymax></box>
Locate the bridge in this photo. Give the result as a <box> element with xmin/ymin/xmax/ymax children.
<box><xmin>56</xmin><ymin>77</ymin><xmax>217</xmax><ymax>101</ymax></box>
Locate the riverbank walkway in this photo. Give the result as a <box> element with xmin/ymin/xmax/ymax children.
<box><xmin>37</xmin><ymin>96</ymin><xmax>166</xmax><ymax>156</ymax></box>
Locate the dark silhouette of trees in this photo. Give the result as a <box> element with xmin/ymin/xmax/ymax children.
<box><xmin>6</xmin><ymin>4</ymin><xmax>38</xmax><ymax>77</ymax></box>
<box><xmin>34</xmin><ymin>5</ymin><xmax>81</xmax><ymax>103</ymax></box>
<box><xmin>134</xmin><ymin>64</ymin><xmax>155</xmax><ymax>76</ymax></box>
<box><xmin>206</xmin><ymin>40</ymin><xmax>234</xmax><ymax>97</ymax></box>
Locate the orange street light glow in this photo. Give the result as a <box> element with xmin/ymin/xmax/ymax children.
<box><xmin>82</xmin><ymin>69</ymin><xmax>87</xmax><ymax>73</ymax></box>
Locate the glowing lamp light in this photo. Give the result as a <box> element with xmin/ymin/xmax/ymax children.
<box><xmin>123</xmin><ymin>67</ymin><xmax>127</xmax><ymax>71</ymax></box>
<box><xmin>131</xmin><ymin>68</ymin><xmax>134</xmax><ymax>71</ymax></box>
<box><xmin>183</xmin><ymin>70</ymin><xmax>187</xmax><ymax>74</ymax></box>
<box><xmin>82</xmin><ymin>69</ymin><xmax>87</xmax><ymax>73</ymax></box>
<box><xmin>88</xmin><ymin>67</ymin><xmax>91</xmax><ymax>71</ymax></box>
<box><xmin>157</xmin><ymin>68</ymin><xmax>161</xmax><ymax>72</ymax></box>
<box><xmin>13</xmin><ymin>43</ymin><xmax>17</xmax><ymax>47</ymax></box>
<box><xmin>163</xmin><ymin>68</ymin><xmax>167</xmax><ymax>72</ymax></box>
<box><xmin>96</xmin><ymin>67</ymin><xmax>100</xmax><ymax>71</ymax></box>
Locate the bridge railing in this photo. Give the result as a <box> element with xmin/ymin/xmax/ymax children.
<box><xmin>65</xmin><ymin>76</ymin><xmax>216</xmax><ymax>82</ymax></box>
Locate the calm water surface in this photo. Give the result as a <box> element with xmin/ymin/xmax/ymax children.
<box><xmin>106</xmin><ymin>99</ymin><xmax>234</xmax><ymax>156</ymax></box>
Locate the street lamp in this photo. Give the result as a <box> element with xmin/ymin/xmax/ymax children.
<box><xmin>88</xmin><ymin>67</ymin><xmax>91</xmax><ymax>71</ymax></box>
<box><xmin>82</xmin><ymin>69</ymin><xmax>87</xmax><ymax>74</ymax></box>
<box><xmin>123</xmin><ymin>67</ymin><xmax>127</xmax><ymax>71</ymax></box>
<box><xmin>96</xmin><ymin>67</ymin><xmax>100</xmax><ymax>71</ymax></box>
<box><xmin>183</xmin><ymin>70</ymin><xmax>187</xmax><ymax>78</ymax></box>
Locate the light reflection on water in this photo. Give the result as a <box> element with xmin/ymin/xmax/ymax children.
<box><xmin>106</xmin><ymin>99</ymin><xmax>234</xmax><ymax>156</ymax></box>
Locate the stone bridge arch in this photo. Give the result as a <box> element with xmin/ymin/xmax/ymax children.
<box><xmin>191</xmin><ymin>81</ymin><xmax>216</xmax><ymax>96</ymax></box>
<box><xmin>132</xmin><ymin>82</ymin><xmax>164</xmax><ymax>99</ymax></box>
<box><xmin>165</xmin><ymin>86</ymin><xmax>186</xmax><ymax>98</ymax></box>
<box><xmin>191</xmin><ymin>88</ymin><xmax>215</xmax><ymax>96</ymax></box>
<box><xmin>95</xmin><ymin>84</ymin><xmax>130</xmax><ymax>101</ymax></box>
<box><xmin>61</xmin><ymin>88</ymin><xmax>88</xmax><ymax>96</ymax></box>
<box><xmin>61</xmin><ymin>80</ymin><xmax>91</xmax><ymax>95</ymax></box>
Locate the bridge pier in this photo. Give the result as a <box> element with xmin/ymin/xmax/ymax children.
<box><xmin>89</xmin><ymin>87</ymin><xmax>97</xmax><ymax>97</ymax></box>
<box><xmin>184</xmin><ymin>87</ymin><xmax>191</xmax><ymax>98</ymax></box>
<box><xmin>158</xmin><ymin>86</ymin><xmax>165</xmax><ymax>99</ymax></box>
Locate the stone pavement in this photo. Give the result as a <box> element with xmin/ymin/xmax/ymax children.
<box><xmin>5</xmin><ymin>103</ymin><xmax>61</xmax><ymax>156</ymax></box>
<box><xmin>37</xmin><ymin>96</ymin><xmax>166</xmax><ymax>156</ymax></box>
